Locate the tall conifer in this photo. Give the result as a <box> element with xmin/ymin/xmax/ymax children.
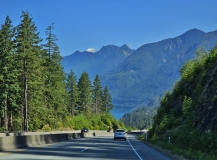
<box><xmin>66</xmin><ymin>70</ymin><xmax>79</xmax><ymax>116</ymax></box>
<box><xmin>0</xmin><ymin>16</ymin><xmax>20</xmax><ymax>131</ymax></box>
<box><xmin>92</xmin><ymin>75</ymin><xmax>103</xmax><ymax>114</ymax></box>
<box><xmin>77</xmin><ymin>72</ymin><xmax>92</xmax><ymax>115</ymax></box>
<box><xmin>102</xmin><ymin>86</ymin><xmax>113</xmax><ymax>112</ymax></box>
<box><xmin>42</xmin><ymin>25</ymin><xmax>68</xmax><ymax>129</ymax></box>
<box><xmin>15</xmin><ymin>11</ymin><xmax>43</xmax><ymax>131</ymax></box>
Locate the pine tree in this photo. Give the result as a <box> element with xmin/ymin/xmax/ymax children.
<box><xmin>102</xmin><ymin>86</ymin><xmax>113</xmax><ymax>112</ymax></box>
<box><xmin>77</xmin><ymin>72</ymin><xmax>92</xmax><ymax>115</ymax></box>
<box><xmin>66</xmin><ymin>70</ymin><xmax>79</xmax><ymax>116</ymax></box>
<box><xmin>92</xmin><ymin>75</ymin><xmax>103</xmax><ymax>114</ymax></box>
<box><xmin>42</xmin><ymin>24</ymin><xmax>68</xmax><ymax>129</ymax></box>
<box><xmin>0</xmin><ymin>16</ymin><xmax>20</xmax><ymax>131</ymax></box>
<box><xmin>15</xmin><ymin>11</ymin><xmax>43</xmax><ymax>131</ymax></box>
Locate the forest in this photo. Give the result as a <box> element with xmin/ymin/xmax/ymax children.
<box><xmin>120</xmin><ymin>106</ymin><xmax>156</xmax><ymax>130</ymax></box>
<box><xmin>0</xmin><ymin>11</ymin><xmax>125</xmax><ymax>132</ymax></box>
<box><xmin>140</xmin><ymin>47</ymin><xmax>217</xmax><ymax>160</ymax></box>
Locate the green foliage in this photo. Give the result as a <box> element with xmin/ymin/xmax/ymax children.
<box><xmin>63</xmin><ymin>112</ymin><xmax>122</xmax><ymax>131</ymax></box>
<box><xmin>15</xmin><ymin>11</ymin><xmax>44</xmax><ymax>131</ymax></box>
<box><xmin>102</xmin><ymin>86</ymin><xmax>113</xmax><ymax>112</ymax></box>
<box><xmin>0</xmin><ymin>127</ymin><xmax>8</xmax><ymax>132</ymax></box>
<box><xmin>100</xmin><ymin>113</ymin><xmax>113</xmax><ymax>126</ymax></box>
<box><xmin>205</xmin><ymin>46</ymin><xmax>217</xmax><ymax>67</ymax></box>
<box><xmin>77</xmin><ymin>72</ymin><xmax>92</xmax><ymax>115</ymax></box>
<box><xmin>66</xmin><ymin>70</ymin><xmax>79</xmax><ymax>116</ymax></box>
<box><xmin>0</xmin><ymin>16</ymin><xmax>20</xmax><ymax>131</ymax></box>
<box><xmin>70</xmin><ymin>114</ymin><xmax>90</xmax><ymax>130</ymax></box>
<box><xmin>149</xmin><ymin>46</ymin><xmax>217</xmax><ymax>159</ymax></box>
<box><xmin>120</xmin><ymin>106</ymin><xmax>156</xmax><ymax>129</ymax></box>
<box><xmin>0</xmin><ymin>12</ymin><xmax>117</xmax><ymax>132</ymax></box>
<box><xmin>180</xmin><ymin>48</ymin><xmax>208</xmax><ymax>83</ymax></box>
<box><xmin>182</xmin><ymin>96</ymin><xmax>192</xmax><ymax>118</ymax></box>
<box><xmin>92</xmin><ymin>75</ymin><xmax>103</xmax><ymax>114</ymax></box>
<box><xmin>42</xmin><ymin>124</ymin><xmax>52</xmax><ymax>132</ymax></box>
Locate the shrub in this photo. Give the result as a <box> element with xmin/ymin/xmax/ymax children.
<box><xmin>42</xmin><ymin>124</ymin><xmax>51</xmax><ymax>132</ymax></box>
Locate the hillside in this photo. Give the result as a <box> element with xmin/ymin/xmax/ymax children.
<box><xmin>101</xmin><ymin>29</ymin><xmax>217</xmax><ymax>109</ymax></box>
<box><xmin>147</xmin><ymin>46</ymin><xmax>217</xmax><ymax>159</ymax></box>
<box><xmin>120</xmin><ymin>106</ymin><xmax>157</xmax><ymax>129</ymax></box>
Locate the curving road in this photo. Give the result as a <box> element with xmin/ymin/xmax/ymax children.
<box><xmin>0</xmin><ymin>134</ymin><xmax>171</xmax><ymax>160</ymax></box>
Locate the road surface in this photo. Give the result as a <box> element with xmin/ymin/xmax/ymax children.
<box><xmin>0</xmin><ymin>134</ymin><xmax>171</xmax><ymax>160</ymax></box>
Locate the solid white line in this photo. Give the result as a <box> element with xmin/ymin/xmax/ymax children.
<box><xmin>80</xmin><ymin>148</ymin><xmax>88</xmax><ymax>152</ymax></box>
<box><xmin>127</xmin><ymin>139</ymin><xmax>143</xmax><ymax>160</ymax></box>
<box><xmin>94</xmin><ymin>143</ymin><xmax>98</xmax><ymax>145</ymax></box>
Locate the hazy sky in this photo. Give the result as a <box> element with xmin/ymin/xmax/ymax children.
<box><xmin>1</xmin><ymin>0</ymin><xmax>217</xmax><ymax>56</ymax></box>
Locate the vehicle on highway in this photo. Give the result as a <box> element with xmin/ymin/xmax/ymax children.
<box><xmin>114</xmin><ymin>129</ymin><xmax>127</xmax><ymax>140</ymax></box>
<box><xmin>81</xmin><ymin>127</ymin><xmax>88</xmax><ymax>133</ymax></box>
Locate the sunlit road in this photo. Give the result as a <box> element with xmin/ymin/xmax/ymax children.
<box><xmin>0</xmin><ymin>134</ymin><xmax>171</xmax><ymax>160</ymax></box>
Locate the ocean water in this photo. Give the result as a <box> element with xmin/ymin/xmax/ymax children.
<box><xmin>110</xmin><ymin>108</ymin><xmax>133</xmax><ymax>120</ymax></box>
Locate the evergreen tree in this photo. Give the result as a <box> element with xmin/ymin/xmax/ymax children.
<box><xmin>77</xmin><ymin>72</ymin><xmax>92</xmax><ymax>115</ymax></box>
<box><xmin>92</xmin><ymin>75</ymin><xmax>103</xmax><ymax>114</ymax></box>
<box><xmin>15</xmin><ymin>11</ymin><xmax>43</xmax><ymax>131</ymax></box>
<box><xmin>102</xmin><ymin>86</ymin><xmax>113</xmax><ymax>112</ymax></box>
<box><xmin>42</xmin><ymin>24</ymin><xmax>68</xmax><ymax>129</ymax></box>
<box><xmin>0</xmin><ymin>16</ymin><xmax>20</xmax><ymax>131</ymax></box>
<box><xmin>66</xmin><ymin>70</ymin><xmax>79</xmax><ymax>116</ymax></box>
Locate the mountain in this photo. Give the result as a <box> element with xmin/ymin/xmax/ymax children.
<box><xmin>62</xmin><ymin>29</ymin><xmax>217</xmax><ymax>112</ymax></box>
<box><xmin>100</xmin><ymin>29</ymin><xmax>217</xmax><ymax>109</ymax></box>
<box><xmin>62</xmin><ymin>44</ymin><xmax>134</xmax><ymax>79</ymax></box>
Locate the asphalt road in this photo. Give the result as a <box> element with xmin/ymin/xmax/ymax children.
<box><xmin>0</xmin><ymin>134</ymin><xmax>171</xmax><ymax>160</ymax></box>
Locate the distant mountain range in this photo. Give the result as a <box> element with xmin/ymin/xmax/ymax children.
<box><xmin>62</xmin><ymin>44</ymin><xmax>135</xmax><ymax>79</ymax></box>
<box><xmin>62</xmin><ymin>28</ymin><xmax>217</xmax><ymax>110</ymax></box>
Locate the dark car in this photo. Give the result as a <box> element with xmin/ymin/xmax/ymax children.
<box><xmin>81</xmin><ymin>127</ymin><xmax>88</xmax><ymax>133</ymax></box>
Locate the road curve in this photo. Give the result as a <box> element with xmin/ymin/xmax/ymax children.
<box><xmin>0</xmin><ymin>134</ymin><xmax>171</xmax><ymax>160</ymax></box>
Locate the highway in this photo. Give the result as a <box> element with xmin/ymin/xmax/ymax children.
<box><xmin>0</xmin><ymin>134</ymin><xmax>171</xmax><ymax>160</ymax></box>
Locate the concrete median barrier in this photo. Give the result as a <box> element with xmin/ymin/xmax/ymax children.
<box><xmin>0</xmin><ymin>130</ymin><xmax>113</xmax><ymax>151</ymax></box>
<box><xmin>0</xmin><ymin>132</ymin><xmax>83</xmax><ymax>151</ymax></box>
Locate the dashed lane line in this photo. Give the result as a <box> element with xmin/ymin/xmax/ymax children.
<box><xmin>80</xmin><ymin>148</ymin><xmax>88</xmax><ymax>152</ymax></box>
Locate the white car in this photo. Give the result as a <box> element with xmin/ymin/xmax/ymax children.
<box><xmin>114</xmin><ymin>129</ymin><xmax>127</xmax><ymax>140</ymax></box>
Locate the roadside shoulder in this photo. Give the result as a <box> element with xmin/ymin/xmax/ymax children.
<box><xmin>138</xmin><ymin>139</ymin><xmax>187</xmax><ymax>160</ymax></box>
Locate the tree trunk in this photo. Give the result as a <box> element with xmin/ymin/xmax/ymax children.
<box><xmin>24</xmin><ymin>60</ymin><xmax>28</xmax><ymax>132</ymax></box>
<box><xmin>9</xmin><ymin>114</ymin><xmax>13</xmax><ymax>132</ymax></box>
<box><xmin>4</xmin><ymin>99</ymin><xmax>8</xmax><ymax>131</ymax></box>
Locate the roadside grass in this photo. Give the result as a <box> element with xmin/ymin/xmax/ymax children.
<box><xmin>138</xmin><ymin>134</ymin><xmax>217</xmax><ymax>160</ymax></box>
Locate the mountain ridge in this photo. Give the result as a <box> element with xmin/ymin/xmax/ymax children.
<box><xmin>62</xmin><ymin>44</ymin><xmax>134</xmax><ymax>79</ymax></box>
<box><xmin>62</xmin><ymin>28</ymin><xmax>217</xmax><ymax>111</ymax></box>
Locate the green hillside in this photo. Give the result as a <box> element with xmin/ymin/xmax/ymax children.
<box><xmin>120</xmin><ymin>106</ymin><xmax>157</xmax><ymax>130</ymax></box>
<box><xmin>144</xmin><ymin>46</ymin><xmax>217</xmax><ymax>160</ymax></box>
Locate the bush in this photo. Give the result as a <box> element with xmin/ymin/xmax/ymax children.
<box><xmin>42</xmin><ymin>124</ymin><xmax>51</xmax><ymax>132</ymax></box>
<box><xmin>0</xmin><ymin>127</ymin><xmax>8</xmax><ymax>132</ymax></box>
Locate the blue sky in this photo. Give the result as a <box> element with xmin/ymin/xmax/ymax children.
<box><xmin>1</xmin><ymin>0</ymin><xmax>217</xmax><ymax>56</ymax></box>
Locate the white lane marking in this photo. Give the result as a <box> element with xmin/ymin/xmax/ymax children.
<box><xmin>127</xmin><ymin>139</ymin><xmax>143</xmax><ymax>160</ymax></box>
<box><xmin>94</xmin><ymin>143</ymin><xmax>98</xmax><ymax>145</ymax></box>
<box><xmin>80</xmin><ymin>148</ymin><xmax>88</xmax><ymax>152</ymax></box>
